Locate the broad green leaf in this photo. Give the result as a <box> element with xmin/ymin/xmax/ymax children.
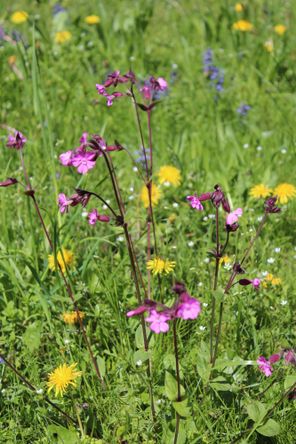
<box><xmin>210</xmin><ymin>376</ymin><xmax>233</xmax><ymax>391</ymax></box>
<box><xmin>164</xmin><ymin>371</ymin><xmax>185</xmax><ymax>401</ymax></box>
<box><xmin>246</xmin><ymin>401</ymin><xmax>267</xmax><ymax>423</ymax></box>
<box><xmin>97</xmin><ymin>356</ymin><xmax>106</xmax><ymax>378</ymax></box>
<box><xmin>172</xmin><ymin>399</ymin><xmax>191</xmax><ymax>417</ymax></box>
<box><xmin>47</xmin><ymin>425</ymin><xmax>78</xmax><ymax>444</ymax></box>
<box><xmin>284</xmin><ymin>374</ymin><xmax>296</xmax><ymax>391</ymax></box>
<box><xmin>135</xmin><ymin>324</ymin><xmax>149</xmax><ymax>349</ymax></box>
<box><xmin>133</xmin><ymin>350</ymin><xmax>149</xmax><ymax>365</ymax></box>
<box><xmin>23</xmin><ymin>322</ymin><xmax>42</xmax><ymax>353</ymax></box>
<box><xmin>257</xmin><ymin>419</ymin><xmax>281</xmax><ymax>437</ymax></box>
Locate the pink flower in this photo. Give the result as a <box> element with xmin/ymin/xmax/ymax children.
<box><xmin>127</xmin><ymin>306</ymin><xmax>147</xmax><ymax>317</ymax></box>
<box><xmin>284</xmin><ymin>350</ymin><xmax>296</xmax><ymax>366</ymax></box>
<box><xmin>257</xmin><ymin>356</ymin><xmax>273</xmax><ymax>377</ymax></box>
<box><xmin>0</xmin><ymin>177</ymin><xmax>18</xmax><ymax>187</ymax></box>
<box><xmin>226</xmin><ymin>208</ymin><xmax>243</xmax><ymax>225</ymax></box>
<box><xmin>59</xmin><ymin>150</ymin><xmax>74</xmax><ymax>166</ymax></box>
<box><xmin>58</xmin><ymin>193</ymin><xmax>72</xmax><ymax>214</ymax></box>
<box><xmin>269</xmin><ymin>353</ymin><xmax>281</xmax><ymax>364</ymax></box>
<box><xmin>156</xmin><ymin>77</ymin><xmax>168</xmax><ymax>91</ymax></box>
<box><xmin>175</xmin><ymin>293</ymin><xmax>201</xmax><ymax>320</ymax></box>
<box><xmin>251</xmin><ymin>278</ymin><xmax>261</xmax><ymax>289</ymax></box>
<box><xmin>187</xmin><ymin>194</ymin><xmax>204</xmax><ymax>211</ymax></box>
<box><xmin>88</xmin><ymin>209</ymin><xmax>110</xmax><ymax>225</ymax></box>
<box><xmin>7</xmin><ymin>131</ymin><xmax>27</xmax><ymax>150</ymax></box>
<box><xmin>145</xmin><ymin>310</ymin><xmax>170</xmax><ymax>333</ymax></box>
<box><xmin>140</xmin><ymin>85</ymin><xmax>152</xmax><ymax>100</ymax></box>
<box><xmin>71</xmin><ymin>151</ymin><xmax>97</xmax><ymax>174</ymax></box>
<box><xmin>96</xmin><ymin>84</ymin><xmax>107</xmax><ymax>95</ymax></box>
<box><xmin>79</xmin><ymin>132</ymin><xmax>88</xmax><ymax>145</ymax></box>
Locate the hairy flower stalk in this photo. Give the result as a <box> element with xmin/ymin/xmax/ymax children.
<box><xmin>0</xmin><ymin>353</ymin><xmax>77</xmax><ymax>424</ymax></box>
<box><xmin>173</xmin><ymin>320</ymin><xmax>181</xmax><ymax>444</ymax></box>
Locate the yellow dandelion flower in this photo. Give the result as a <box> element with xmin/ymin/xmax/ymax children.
<box><xmin>235</xmin><ymin>3</ymin><xmax>244</xmax><ymax>13</ymax></box>
<box><xmin>62</xmin><ymin>311</ymin><xmax>85</xmax><ymax>325</ymax></box>
<box><xmin>264</xmin><ymin>39</ymin><xmax>274</xmax><ymax>53</ymax></box>
<box><xmin>221</xmin><ymin>255</ymin><xmax>231</xmax><ymax>264</ymax></box>
<box><xmin>85</xmin><ymin>15</ymin><xmax>101</xmax><ymax>25</ymax></box>
<box><xmin>265</xmin><ymin>273</ymin><xmax>273</xmax><ymax>282</ymax></box>
<box><xmin>55</xmin><ymin>31</ymin><xmax>72</xmax><ymax>44</ymax></box>
<box><xmin>274</xmin><ymin>24</ymin><xmax>287</xmax><ymax>36</ymax></box>
<box><xmin>158</xmin><ymin>165</ymin><xmax>181</xmax><ymax>187</ymax></box>
<box><xmin>47</xmin><ymin>363</ymin><xmax>82</xmax><ymax>397</ymax></box>
<box><xmin>273</xmin><ymin>183</ymin><xmax>296</xmax><ymax>204</ymax></box>
<box><xmin>271</xmin><ymin>277</ymin><xmax>281</xmax><ymax>286</ymax></box>
<box><xmin>147</xmin><ymin>257</ymin><xmax>176</xmax><ymax>275</ymax></box>
<box><xmin>249</xmin><ymin>184</ymin><xmax>272</xmax><ymax>199</ymax></box>
<box><xmin>11</xmin><ymin>11</ymin><xmax>28</xmax><ymax>24</ymax></box>
<box><xmin>48</xmin><ymin>248</ymin><xmax>75</xmax><ymax>273</ymax></box>
<box><xmin>140</xmin><ymin>183</ymin><xmax>161</xmax><ymax>208</ymax></box>
<box><xmin>232</xmin><ymin>20</ymin><xmax>253</xmax><ymax>32</ymax></box>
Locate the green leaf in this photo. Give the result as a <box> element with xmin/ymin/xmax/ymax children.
<box><xmin>210</xmin><ymin>376</ymin><xmax>233</xmax><ymax>391</ymax></box>
<box><xmin>213</xmin><ymin>287</ymin><xmax>224</xmax><ymax>304</ymax></box>
<box><xmin>135</xmin><ymin>324</ymin><xmax>149</xmax><ymax>349</ymax></box>
<box><xmin>257</xmin><ymin>419</ymin><xmax>281</xmax><ymax>437</ymax></box>
<box><xmin>164</xmin><ymin>371</ymin><xmax>185</xmax><ymax>401</ymax></box>
<box><xmin>97</xmin><ymin>356</ymin><xmax>106</xmax><ymax>378</ymax></box>
<box><xmin>133</xmin><ymin>350</ymin><xmax>149</xmax><ymax>365</ymax></box>
<box><xmin>47</xmin><ymin>425</ymin><xmax>78</xmax><ymax>444</ymax></box>
<box><xmin>172</xmin><ymin>399</ymin><xmax>191</xmax><ymax>417</ymax></box>
<box><xmin>284</xmin><ymin>374</ymin><xmax>296</xmax><ymax>391</ymax></box>
<box><xmin>196</xmin><ymin>342</ymin><xmax>211</xmax><ymax>384</ymax></box>
<box><xmin>246</xmin><ymin>401</ymin><xmax>267</xmax><ymax>423</ymax></box>
<box><xmin>23</xmin><ymin>322</ymin><xmax>42</xmax><ymax>353</ymax></box>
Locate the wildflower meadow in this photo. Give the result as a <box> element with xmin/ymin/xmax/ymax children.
<box><xmin>0</xmin><ymin>1</ymin><xmax>296</xmax><ymax>443</ymax></box>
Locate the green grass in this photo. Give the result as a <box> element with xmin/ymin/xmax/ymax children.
<box><xmin>0</xmin><ymin>0</ymin><xmax>295</xmax><ymax>443</ymax></box>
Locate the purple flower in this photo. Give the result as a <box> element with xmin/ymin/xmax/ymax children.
<box><xmin>226</xmin><ymin>208</ymin><xmax>243</xmax><ymax>225</ymax></box>
<box><xmin>237</xmin><ymin>104</ymin><xmax>251</xmax><ymax>116</ymax></box>
<box><xmin>187</xmin><ymin>194</ymin><xmax>203</xmax><ymax>211</ymax></box>
<box><xmin>264</xmin><ymin>196</ymin><xmax>281</xmax><ymax>214</ymax></box>
<box><xmin>257</xmin><ymin>356</ymin><xmax>273</xmax><ymax>377</ymax></box>
<box><xmin>7</xmin><ymin>131</ymin><xmax>27</xmax><ymax>150</ymax></box>
<box><xmin>269</xmin><ymin>353</ymin><xmax>281</xmax><ymax>364</ymax></box>
<box><xmin>211</xmin><ymin>185</ymin><xmax>230</xmax><ymax>212</ymax></box>
<box><xmin>71</xmin><ymin>151</ymin><xmax>97</xmax><ymax>174</ymax></box>
<box><xmin>251</xmin><ymin>278</ymin><xmax>261</xmax><ymax>289</ymax></box>
<box><xmin>175</xmin><ymin>293</ymin><xmax>201</xmax><ymax>320</ymax></box>
<box><xmin>284</xmin><ymin>350</ymin><xmax>296</xmax><ymax>366</ymax></box>
<box><xmin>0</xmin><ymin>177</ymin><xmax>18</xmax><ymax>187</ymax></box>
<box><xmin>58</xmin><ymin>193</ymin><xmax>72</xmax><ymax>214</ymax></box>
<box><xmin>59</xmin><ymin>150</ymin><xmax>74</xmax><ymax>166</ymax></box>
<box><xmin>145</xmin><ymin>309</ymin><xmax>170</xmax><ymax>333</ymax></box>
<box><xmin>87</xmin><ymin>209</ymin><xmax>110</xmax><ymax>225</ymax></box>
<box><xmin>139</xmin><ymin>76</ymin><xmax>168</xmax><ymax>102</ymax></box>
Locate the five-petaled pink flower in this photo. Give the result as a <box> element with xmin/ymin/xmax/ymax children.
<box><xmin>251</xmin><ymin>278</ymin><xmax>261</xmax><ymax>289</ymax></box>
<box><xmin>145</xmin><ymin>310</ymin><xmax>170</xmax><ymax>333</ymax></box>
<box><xmin>71</xmin><ymin>151</ymin><xmax>97</xmax><ymax>174</ymax></box>
<box><xmin>257</xmin><ymin>356</ymin><xmax>273</xmax><ymax>377</ymax></box>
<box><xmin>187</xmin><ymin>194</ymin><xmax>204</xmax><ymax>211</ymax></box>
<box><xmin>7</xmin><ymin>131</ymin><xmax>27</xmax><ymax>150</ymax></box>
<box><xmin>58</xmin><ymin>193</ymin><xmax>72</xmax><ymax>214</ymax></box>
<box><xmin>87</xmin><ymin>209</ymin><xmax>110</xmax><ymax>225</ymax></box>
<box><xmin>175</xmin><ymin>293</ymin><xmax>201</xmax><ymax>320</ymax></box>
<box><xmin>226</xmin><ymin>208</ymin><xmax>243</xmax><ymax>225</ymax></box>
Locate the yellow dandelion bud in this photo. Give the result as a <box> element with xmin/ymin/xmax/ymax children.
<box><xmin>274</xmin><ymin>24</ymin><xmax>287</xmax><ymax>36</ymax></box>
<box><xmin>55</xmin><ymin>31</ymin><xmax>72</xmax><ymax>44</ymax></box>
<box><xmin>48</xmin><ymin>248</ymin><xmax>75</xmax><ymax>273</ymax></box>
<box><xmin>249</xmin><ymin>184</ymin><xmax>272</xmax><ymax>199</ymax></box>
<box><xmin>232</xmin><ymin>20</ymin><xmax>253</xmax><ymax>32</ymax></box>
<box><xmin>47</xmin><ymin>363</ymin><xmax>82</xmax><ymax>397</ymax></box>
<box><xmin>158</xmin><ymin>165</ymin><xmax>181</xmax><ymax>187</ymax></box>
<box><xmin>147</xmin><ymin>257</ymin><xmax>176</xmax><ymax>275</ymax></box>
<box><xmin>140</xmin><ymin>183</ymin><xmax>161</xmax><ymax>208</ymax></box>
<box><xmin>273</xmin><ymin>183</ymin><xmax>296</xmax><ymax>204</ymax></box>
<box><xmin>85</xmin><ymin>15</ymin><xmax>101</xmax><ymax>25</ymax></box>
<box><xmin>235</xmin><ymin>3</ymin><xmax>244</xmax><ymax>13</ymax></box>
<box><xmin>11</xmin><ymin>11</ymin><xmax>28</xmax><ymax>24</ymax></box>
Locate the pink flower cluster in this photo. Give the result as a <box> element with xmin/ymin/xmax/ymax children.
<box><xmin>96</xmin><ymin>70</ymin><xmax>135</xmax><ymax>106</ymax></box>
<box><xmin>257</xmin><ymin>349</ymin><xmax>296</xmax><ymax>377</ymax></box>
<box><xmin>58</xmin><ymin>192</ymin><xmax>110</xmax><ymax>225</ymax></box>
<box><xmin>127</xmin><ymin>285</ymin><xmax>201</xmax><ymax>334</ymax></box>
<box><xmin>140</xmin><ymin>76</ymin><xmax>168</xmax><ymax>101</ymax></box>
<box><xmin>186</xmin><ymin>185</ymin><xmax>230</xmax><ymax>214</ymax></box>
<box><xmin>6</xmin><ymin>131</ymin><xmax>27</xmax><ymax>150</ymax></box>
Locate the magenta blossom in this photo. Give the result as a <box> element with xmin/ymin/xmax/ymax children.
<box><xmin>251</xmin><ymin>278</ymin><xmax>261</xmax><ymax>289</ymax></box>
<box><xmin>187</xmin><ymin>194</ymin><xmax>204</xmax><ymax>211</ymax></box>
<box><xmin>87</xmin><ymin>209</ymin><xmax>110</xmax><ymax>225</ymax></box>
<box><xmin>226</xmin><ymin>208</ymin><xmax>243</xmax><ymax>225</ymax></box>
<box><xmin>257</xmin><ymin>356</ymin><xmax>273</xmax><ymax>377</ymax></box>
<box><xmin>269</xmin><ymin>353</ymin><xmax>281</xmax><ymax>364</ymax></box>
<box><xmin>71</xmin><ymin>151</ymin><xmax>97</xmax><ymax>174</ymax></box>
<box><xmin>175</xmin><ymin>293</ymin><xmax>201</xmax><ymax>320</ymax></box>
<box><xmin>7</xmin><ymin>131</ymin><xmax>27</xmax><ymax>150</ymax></box>
<box><xmin>239</xmin><ymin>278</ymin><xmax>261</xmax><ymax>289</ymax></box>
<box><xmin>59</xmin><ymin>150</ymin><xmax>74</xmax><ymax>166</ymax></box>
<box><xmin>284</xmin><ymin>350</ymin><xmax>296</xmax><ymax>366</ymax></box>
<box><xmin>145</xmin><ymin>310</ymin><xmax>170</xmax><ymax>333</ymax></box>
<box><xmin>58</xmin><ymin>193</ymin><xmax>73</xmax><ymax>214</ymax></box>
<box><xmin>0</xmin><ymin>177</ymin><xmax>18</xmax><ymax>187</ymax></box>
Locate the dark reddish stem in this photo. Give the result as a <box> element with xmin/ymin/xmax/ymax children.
<box><xmin>210</xmin><ymin>207</ymin><xmax>220</xmax><ymax>363</ymax></box>
<box><xmin>173</xmin><ymin>320</ymin><xmax>181</xmax><ymax>444</ymax></box>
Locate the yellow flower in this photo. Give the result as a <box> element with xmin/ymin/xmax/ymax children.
<box><xmin>232</xmin><ymin>20</ymin><xmax>253</xmax><ymax>32</ymax></box>
<box><xmin>249</xmin><ymin>184</ymin><xmax>272</xmax><ymax>199</ymax></box>
<box><xmin>158</xmin><ymin>165</ymin><xmax>181</xmax><ymax>187</ymax></box>
<box><xmin>62</xmin><ymin>311</ymin><xmax>85</xmax><ymax>325</ymax></box>
<box><xmin>8</xmin><ymin>55</ymin><xmax>17</xmax><ymax>66</ymax></box>
<box><xmin>264</xmin><ymin>39</ymin><xmax>274</xmax><ymax>53</ymax></box>
<box><xmin>265</xmin><ymin>273</ymin><xmax>273</xmax><ymax>282</ymax></box>
<box><xmin>274</xmin><ymin>24</ymin><xmax>287</xmax><ymax>36</ymax></box>
<box><xmin>55</xmin><ymin>31</ymin><xmax>72</xmax><ymax>44</ymax></box>
<box><xmin>48</xmin><ymin>248</ymin><xmax>75</xmax><ymax>273</ymax></box>
<box><xmin>147</xmin><ymin>257</ymin><xmax>176</xmax><ymax>275</ymax></box>
<box><xmin>271</xmin><ymin>277</ymin><xmax>281</xmax><ymax>286</ymax></box>
<box><xmin>85</xmin><ymin>15</ymin><xmax>101</xmax><ymax>25</ymax></box>
<box><xmin>47</xmin><ymin>363</ymin><xmax>82</xmax><ymax>397</ymax></box>
<box><xmin>263</xmin><ymin>273</ymin><xmax>282</xmax><ymax>287</ymax></box>
<box><xmin>11</xmin><ymin>11</ymin><xmax>28</xmax><ymax>24</ymax></box>
<box><xmin>140</xmin><ymin>183</ymin><xmax>161</xmax><ymax>208</ymax></box>
<box><xmin>235</xmin><ymin>3</ymin><xmax>244</xmax><ymax>12</ymax></box>
<box><xmin>273</xmin><ymin>183</ymin><xmax>296</xmax><ymax>204</ymax></box>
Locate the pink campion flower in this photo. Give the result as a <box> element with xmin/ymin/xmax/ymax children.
<box><xmin>88</xmin><ymin>209</ymin><xmax>110</xmax><ymax>225</ymax></box>
<box><xmin>96</xmin><ymin>84</ymin><xmax>107</xmax><ymax>95</ymax></box>
<box><xmin>226</xmin><ymin>208</ymin><xmax>243</xmax><ymax>226</ymax></box>
<box><xmin>71</xmin><ymin>151</ymin><xmax>97</xmax><ymax>174</ymax></box>
<box><xmin>0</xmin><ymin>177</ymin><xmax>18</xmax><ymax>187</ymax></box>
<box><xmin>140</xmin><ymin>84</ymin><xmax>152</xmax><ymax>101</ymax></box>
<box><xmin>104</xmin><ymin>70</ymin><xmax>130</xmax><ymax>87</ymax></box>
<box><xmin>79</xmin><ymin>132</ymin><xmax>88</xmax><ymax>145</ymax></box>
<box><xmin>187</xmin><ymin>194</ymin><xmax>204</xmax><ymax>211</ymax></box>
<box><xmin>145</xmin><ymin>310</ymin><xmax>170</xmax><ymax>333</ymax></box>
<box><xmin>59</xmin><ymin>150</ymin><xmax>74</xmax><ymax>166</ymax></box>
<box><xmin>127</xmin><ymin>306</ymin><xmax>148</xmax><ymax>317</ymax></box>
<box><xmin>257</xmin><ymin>356</ymin><xmax>273</xmax><ymax>377</ymax></box>
<box><xmin>284</xmin><ymin>350</ymin><xmax>296</xmax><ymax>366</ymax></box>
<box><xmin>156</xmin><ymin>77</ymin><xmax>168</xmax><ymax>91</ymax></box>
<box><xmin>269</xmin><ymin>353</ymin><xmax>281</xmax><ymax>364</ymax></box>
<box><xmin>58</xmin><ymin>193</ymin><xmax>72</xmax><ymax>214</ymax></box>
<box><xmin>175</xmin><ymin>293</ymin><xmax>201</xmax><ymax>320</ymax></box>
<box><xmin>251</xmin><ymin>278</ymin><xmax>261</xmax><ymax>289</ymax></box>
<box><xmin>7</xmin><ymin>131</ymin><xmax>27</xmax><ymax>150</ymax></box>
<box><xmin>105</xmin><ymin>92</ymin><xmax>124</xmax><ymax>107</ymax></box>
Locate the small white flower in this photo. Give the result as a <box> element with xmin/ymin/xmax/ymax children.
<box><xmin>128</xmin><ymin>195</ymin><xmax>134</xmax><ymax>201</ymax></box>
<box><xmin>64</xmin><ymin>339</ymin><xmax>70</xmax><ymax>345</ymax></box>
<box><xmin>198</xmin><ymin>282</ymin><xmax>203</xmax><ymax>287</ymax></box>
<box><xmin>256</xmin><ymin>145</ymin><xmax>263</xmax><ymax>151</ymax></box>
<box><xmin>204</xmin><ymin>258</ymin><xmax>210</xmax><ymax>264</ymax></box>
<box><xmin>136</xmin><ymin>360</ymin><xmax>142</xmax><ymax>367</ymax></box>
<box><xmin>117</xmin><ymin>236</ymin><xmax>124</xmax><ymax>242</ymax></box>
<box><xmin>172</xmin><ymin>63</ymin><xmax>178</xmax><ymax>69</ymax></box>
<box><xmin>163</xmin><ymin>181</ymin><xmax>171</xmax><ymax>187</ymax></box>
<box><xmin>102</xmin><ymin>204</ymin><xmax>107</xmax><ymax>210</ymax></box>
<box><xmin>262</xmin><ymin>271</ymin><xmax>268</xmax><ymax>277</ymax></box>
<box><xmin>129</xmin><ymin>187</ymin><xmax>134</xmax><ymax>192</ymax></box>
<box><xmin>187</xmin><ymin>241</ymin><xmax>194</xmax><ymax>247</ymax></box>
<box><xmin>243</xmin><ymin>143</ymin><xmax>249</xmax><ymax>149</ymax></box>
<box><xmin>203</xmin><ymin>216</ymin><xmax>208</xmax><ymax>221</ymax></box>
<box><xmin>274</xmin><ymin>247</ymin><xmax>281</xmax><ymax>253</ymax></box>
<box><xmin>203</xmin><ymin>302</ymin><xmax>208</xmax><ymax>307</ymax></box>
<box><xmin>172</xmin><ymin>202</ymin><xmax>179</xmax><ymax>208</ymax></box>
<box><xmin>36</xmin><ymin>388</ymin><xmax>43</xmax><ymax>395</ymax></box>
<box><xmin>199</xmin><ymin>326</ymin><xmax>206</xmax><ymax>331</ymax></box>
<box><xmin>156</xmin><ymin>398</ymin><xmax>164</xmax><ymax>404</ymax></box>
<box><xmin>257</xmin><ymin>216</ymin><xmax>263</xmax><ymax>222</ymax></box>
<box><xmin>133</xmin><ymin>166</ymin><xmax>138</xmax><ymax>172</ymax></box>
<box><xmin>208</xmin><ymin>214</ymin><xmax>215</xmax><ymax>219</ymax></box>
<box><xmin>267</xmin><ymin>257</ymin><xmax>275</xmax><ymax>264</ymax></box>
<box><xmin>281</xmin><ymin>147</ymin><xmax>287</xmax><ymax>154</ymax></box>
<box><xmin>270</xmin><ymin>306</ymin><xmax>274</xmax><ymax>310</ymax></box>
<box><xmin>1</xmin><ymin>389</ymin><xmax>6</xmax><ymax>394</ymax></box>
<box><xmin>249</xmin><ymin>228</ymin><xmax>254</xmax><ymax>232</ymax></box>
<box><xmin>171</xmin><ymin>245</ymin><xmax>177</xmax><ymax>249</ymax></box>
<box><xmin>280</xmin><ymin>300</ymin><xmax>288</xmax><ymax>306</ymax></box>
<box><xmin>81</xmin><ymin>211</ymin><xmax>88</xmax><ymax>218</ymax></box>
